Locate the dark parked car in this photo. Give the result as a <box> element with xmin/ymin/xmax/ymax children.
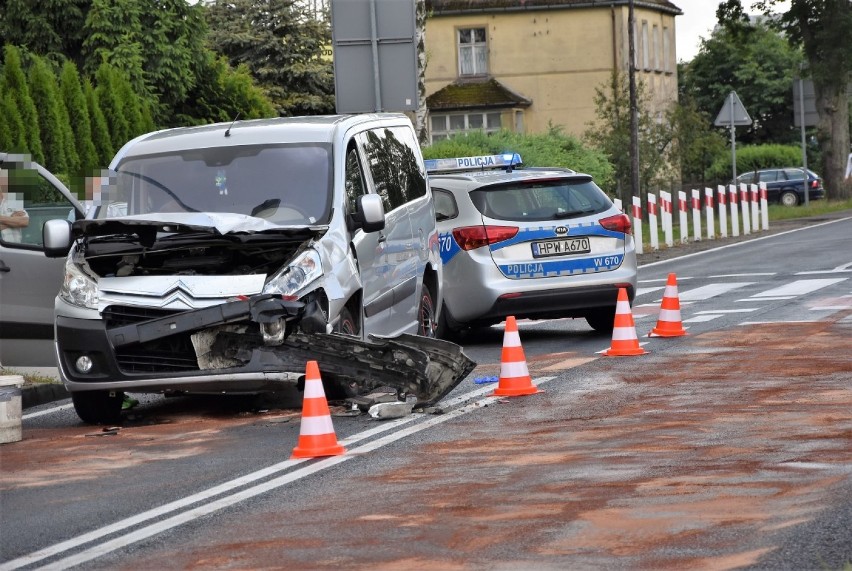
<box><xmin>735</xmin><ymin>168</ymin><xmax>824</xmax><ymax>206</ymax></box>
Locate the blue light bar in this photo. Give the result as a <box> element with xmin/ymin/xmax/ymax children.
<box><xmin>424</xmin><ymin>153</ymin><xmax>523</xmax><ymax>173</ymax></box>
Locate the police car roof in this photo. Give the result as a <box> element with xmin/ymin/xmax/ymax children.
<box><xmin>429</xmin><ymin>167</ymin><xmax>588</xmax><ymax>191</ymax></box>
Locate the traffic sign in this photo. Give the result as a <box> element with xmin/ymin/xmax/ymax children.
<box><xmin>714</xmin><ymin>91</ymin><xmax>752</xmax><ymax>127</ymax></box>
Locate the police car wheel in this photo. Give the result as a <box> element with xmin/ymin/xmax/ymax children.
<box><xmin>585</xmin><ymin>308</ymin><xmax>616</xmax><ymax>333</ymax></box>
<box><xmin>71</xmin><ymin>390</ymin><xmax>123</xmax><ymax>425</ymax></box>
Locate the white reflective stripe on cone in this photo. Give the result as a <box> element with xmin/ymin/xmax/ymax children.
<box><xmin>299</xmin><ymin>415</ymin><xmax>335</xmax><ymax>436</ymax></box>
<box><xmin>303</xmin><ymin>380</ymin><xmax>326</xmax><ymax>399</ymax></box>
<box><xmin>500</xmin><ymin>360</ymin><xmax>530</xmax><ymax>378</ymax></box>
<box><xmin>503</xmin><ymin>330</ymin><xmax>521</xmax><ymax>346</ymax></box>
<box><xmin>611</xmin><ymin>328</ymin><xmax>638</xmax><ymax>341</ymax></box>
<box><xmin>658</xmin><ymin>308</ymin><xmax>682</xmax><ymax>321</ymax></box>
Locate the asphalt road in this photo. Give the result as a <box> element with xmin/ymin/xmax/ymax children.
<box><xmin>2</xmin><ymin>215</ymin><xmax>851</xmax><ymax>570</ymax></box>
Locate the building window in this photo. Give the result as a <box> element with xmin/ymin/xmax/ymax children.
<box><xmin>663</xmin><ymin>27</ymin><xmax>670</xmax><ymax>72</ymax></box>
<box><xmin>642</xmin><ymin>21</ymin><xmax>650</xmax><ymax>71</ymax></box>
<box><xmin>633</xmin><ymin>21</ymin><xmax>640</xmax><ymax>69</ymax></box>
<box><xmin>430</xmin><ymin>111</ymin><xmax>502</xmax><ymax>142</ymax></box>
<box><xmin>652</xmin><ymin>25</ymin><xmax>660</xmax><ymax>71</ymax></box>
<box><xmin>458</xmin><ymin>27</ymin><xmax>487</xmax><ymax>76</ymax></box>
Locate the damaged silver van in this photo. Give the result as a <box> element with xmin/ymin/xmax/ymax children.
<box><xmin>44</xmin><ymin>114</ymin><xmax>471</xmax><ymax>424</ymax></box>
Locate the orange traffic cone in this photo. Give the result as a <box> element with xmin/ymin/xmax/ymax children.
<box><xmin>291</xmin><ymin>361</ymin><xmax>346</xmax><ymax>459</ymax></box>
<box><xmin>493</xmin><ymin>316</ymin><xmax>541</xmax><ymax>397</ymax></box>
<box><xmin>604</xmin><ymin>288</ymin><xmax>647</xmax><ymax>356</ymax></box>
<box><xmin>649</xmin><ymin>273</ymin><xmax>687</xmax><ymax>337</ymax></box>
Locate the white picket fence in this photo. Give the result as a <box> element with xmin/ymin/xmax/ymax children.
<box><xmin>613</xmin><ymin>182</ymin><xmax>770</xmax><ymax>254</ymax></box>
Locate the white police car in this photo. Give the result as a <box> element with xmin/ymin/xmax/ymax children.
<box><xmin>428</xmin><ymin>154</ymin><xmax>637</xmax><ymax>337</ymax></box>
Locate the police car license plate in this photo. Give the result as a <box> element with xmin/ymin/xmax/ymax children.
<box><xmin>532</xmin><ymin>237</ymin><xmax>591</xmax><ymax>258</ymax></box>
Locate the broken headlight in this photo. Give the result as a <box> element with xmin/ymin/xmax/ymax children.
<box><xmin>262</xmin><ymin>248</ymin><xmax>322</xmax><ymax>298</ymax></box>
<box><xmin>59</xmin><ymin>249</ymin><xmax>99</xmax><ymax>309</ymax></box>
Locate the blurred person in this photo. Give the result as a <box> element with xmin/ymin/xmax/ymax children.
<box><xmin>0</xmin><ymin>167</ymin><xmax>29</xmax><ymax>242</ymax></box>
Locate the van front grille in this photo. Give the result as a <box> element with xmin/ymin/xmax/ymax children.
<box><xmin>104</xmin><ymin>305</ymin><xmax>200</xmax><ymax>373</ymax></box>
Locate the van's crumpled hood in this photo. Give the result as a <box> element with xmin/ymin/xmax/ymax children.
<box><xmin>74</xmin><ymin>212</ymin><xmax>327</xmax><ymax>238</ymax></box>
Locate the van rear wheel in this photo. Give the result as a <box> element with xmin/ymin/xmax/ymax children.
<box><xmin>71</xmin><ymin>390</ymin><xmax>123</xmax><ymax>425</ymax></box>
<box><xmin>418</xmin><ymin>284</ymin><xmax>437</xmax><ymax>338</ymax></box>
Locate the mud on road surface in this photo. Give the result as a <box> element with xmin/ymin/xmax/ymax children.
<box><xmin>107</xmin><ymin>311</ymin><xmax>852</xmax><ymax>570</ymax></box>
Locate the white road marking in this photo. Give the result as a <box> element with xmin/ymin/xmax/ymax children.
<box><xmin>749</xmin><ymin>278</ymin><xmax>847</xmax><ymax>298</ymax></box>
<box><xmin>740</xmin><ymin>320</ymin><xmax>817</xmax><ymax>325</ymax></box>
<box><xmin>638</xmin><ymin>277</ymin><xmax>695</xmax><ymax>283</ymax></box>
<box><xmin>636</xmin><ymin>286</ymin><xmax>665</xmax><ymax>297</ymax></box>
<box><xmin>639</xmin><ymin>216</ymin><xmax>852</xmax><ymax>268</ymax></box>
<box><xmin>682</xmin><ymin>315</ymin><xmax>722</xmax><ymax>323</ymax></box>
<box><xmin>736</xmin><ymin>296</ymin><xmax>794</xmax><ymax>301</ymax></box>
<box><xmin>795</xmin><ymin>269</ymin><xmax>852</xmax><ymax>275</ymax></box>
<box><xmin>22</xmin><ymin>404</ymin><xmax>74</xmax><ymax>420</ymax></box>
<box><xmin>679</xmin><ymin>282</ymin><xmax>754</xmax><ymax>301</ymax></box>
<box><xmin>708</xmin><ymin>273</ymin><xmax>775</xmax><ymax>278</ymax></box>
<box><xmin>2</xmin><ymin>379</ymin><xmax>556</xmax><ymax>571</ymax></box>
<box><xmin>694</xmin><ymin>308</ymin><xmax>760</xmax><ymax>314</ymax></box>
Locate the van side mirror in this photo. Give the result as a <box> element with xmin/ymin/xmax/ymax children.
<box><xmin>43</xmin><ymin>219</ymin><xmax>73</xmax><ymax>258</ymax></box>
<box><xmin>354</xmin><ymin>194</ymin><xmax>385</xmax><ymax>233</ymax></box>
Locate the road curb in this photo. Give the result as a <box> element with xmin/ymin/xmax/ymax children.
<box><xmin>22</xmin><ymin>383</ymin><xmax>69</xmax><ymax>409</ymax></box>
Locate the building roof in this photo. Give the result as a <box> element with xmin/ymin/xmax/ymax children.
<box><xmin>426</xmin><ymin>0</ymin><xmax>682</xmax><ymax>16</ymax></box>
<box><xmin>427</xmin><ymin>78</ymin><xmax>532</xmax><ymax>111</ymax></box>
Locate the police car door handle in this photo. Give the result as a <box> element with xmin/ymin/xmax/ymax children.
<box><xmin>0</xmin><ymin>259</ymin><xmax>9</xmax><ymax>273</ymax></box>
<box><xmin>377</xmin><ymin>233</ymin><xmax>387</xmax><ymax>243</ymax></box>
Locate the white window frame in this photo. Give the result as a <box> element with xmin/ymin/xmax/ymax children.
<box><xmin>429</xmin><ymin>111</ymin><xmax>502</xmax><ymax>143</ymax></box>
<box><xmin>457</xmin><ymin>27</ymin><xmax>488</xmax><ymax>77</ymax></box>
<box><xmin>642</xmin><ymin>21</ymin><xmax>650</xmax><ymax>71</ymax></box>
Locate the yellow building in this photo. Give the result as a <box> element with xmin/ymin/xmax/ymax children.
<box><xmin>425</xmin><ymin>0</ymin><xmax>683</xmax><ymax>143</ymax></box>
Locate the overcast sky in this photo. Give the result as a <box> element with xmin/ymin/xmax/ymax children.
<box><xmin>675</xmin><ymin>0</ymin><xmax>791</xmax><ymax>63</ymax></box>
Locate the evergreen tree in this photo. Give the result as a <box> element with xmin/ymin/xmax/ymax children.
<box><xmin>60</xmin><ymin>61</ymin><xmax>99</xmax><ymax>176</ymax></box>
<box><xmin>83</xmin><ymin>0</ymin><xmax>147</xmax><ymax>96</ymax></box>
<box><xmin>206</xmin><ymin>0</ymin><xmax>335</xmax><ymax>116</ymax></box>
<box><xmin>0</xmin><ymin>93</ymin><xmax>29</xmax><ymax>152</ymax></box>
<box><xmin>95</xmin><ymin>62</ymin><xmax>131</xmax><ymax>151</ymax></box>
<box><xmin>28</xmin><ymin>55</ymin><xmax>76</xmax><ymax>173</ymax></box>
<box><xmin>84</xmin><ymin>79</ymin><xmax>114</xmax><ymax>165</ymax></box>
<box><xmin>0</xmin><ymin>0</ymin><xmax>90</xmax><ymax>66</ymax></box>
<box><xmin>2</xmin><ymin>45</ymin><xmax>44</xmax><ymax>163</ymax></box>
<box><xmin>173</xmin><ymin>54</ymin><xmax>276</xmax><ymax>125</ymax></box>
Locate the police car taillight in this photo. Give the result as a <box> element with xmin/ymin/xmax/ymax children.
<box><xmin>452</xmin><ymin>225</ymin><xmax>519</xmax><ymax>250</ymax></box>
<box><xmin>599</xmin><ymin>213</ymin><xmax>631</xmax><ymax>234</ymax></box>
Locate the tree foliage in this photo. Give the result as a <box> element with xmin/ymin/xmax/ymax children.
<box><xmin>28</xmin><ymin>54</ymin><xmax>79</xmax><ymax>174</ymax></box>
<box><xmin>719</xmin><ymin>0</ymin><xmax>851</xmax><ymax>198</ymax></box>
<box><xmin>2</xmin><ymin>45</ymin><xmax>44</xmax><ymax>163</ymax></box>
<box><xmin>584</xmin><ymin>71</ymin><xmax>674</xmax><ymax>202</ymax></box>
<box><xmin>0</xmin><ymin>0</ymin><xmax>89</xmax><ymax>65</ymax></box>
<box><xmin>680</xmin><ymin>21</ymin><xmax>803</xmax><ymax>146</ymax></box>
<box><xmin>60</xmin><ymin>61</ymin><xmax>99</xmax><ymax>177</ymax></box>
<box><xmin>205</xmin><ymin>0</ymin><xmax>335</xmax><ymax>116</ymax></box>
<box><xmin>424</xmin><ymin>128</ymin><xmax>614</xmax><ymax>192</ymax></box>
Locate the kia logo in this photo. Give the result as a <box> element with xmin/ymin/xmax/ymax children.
<box><xmin>555</xmin><ymin>226</ymin><xmax>568</xmax><ymax>235</ymax></box>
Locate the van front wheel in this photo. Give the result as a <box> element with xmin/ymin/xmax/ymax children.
<box><xmin>71</xmin><ymin>390</ymin><xmax>123</xmax><ymax>425</ymax></box>
<box><xmin>418</xmin><ymin>284</ymin><xmax>437</xmax><ymax>338</ymax></box>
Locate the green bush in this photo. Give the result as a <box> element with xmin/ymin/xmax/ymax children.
<box><xmin>423</xmin><ymin>128</ymin><xmax>615</xmax><ymax>194</ymax></box>
<box><xmin>707</xmin><ymin>144</ymin><xmax>802</xmax><ymax>181</ymax></box>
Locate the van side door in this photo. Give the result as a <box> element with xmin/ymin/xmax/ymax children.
<box><xmin>0</xmin><ymin>158</ymin><xmax>84</xmax><ymax>367</ymax></box>
<box><xmin>356</xmin><ymin>127</ymin><xmax>419</xmax><ymax>336</ymax></box>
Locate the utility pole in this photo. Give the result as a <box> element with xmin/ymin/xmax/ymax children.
<box><xmin>628</xmin><ymin>0</ymin><xmax>640</xmax><ymax>207</ymax></box>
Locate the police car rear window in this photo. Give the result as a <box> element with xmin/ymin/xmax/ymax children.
<box><xmin>470</xmin><ymin>180</ymin><xmax>611</xmax><ymax>221</ymax></box>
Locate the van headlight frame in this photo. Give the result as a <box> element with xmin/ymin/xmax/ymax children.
<box><xmin>59</xmin><ymin>250</ymin><xmax>99</xmax><ymax>309</ymax></box>
<box><xmin>262</xmin><ymin>248</ymin><xmax>323</xmax><ymax>298</ymax></box>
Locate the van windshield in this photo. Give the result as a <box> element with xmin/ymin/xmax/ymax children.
<box><xmin>98</xmin><ymin>143</ymin><xmax>333</xmax><ymax>225</ymax></box>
